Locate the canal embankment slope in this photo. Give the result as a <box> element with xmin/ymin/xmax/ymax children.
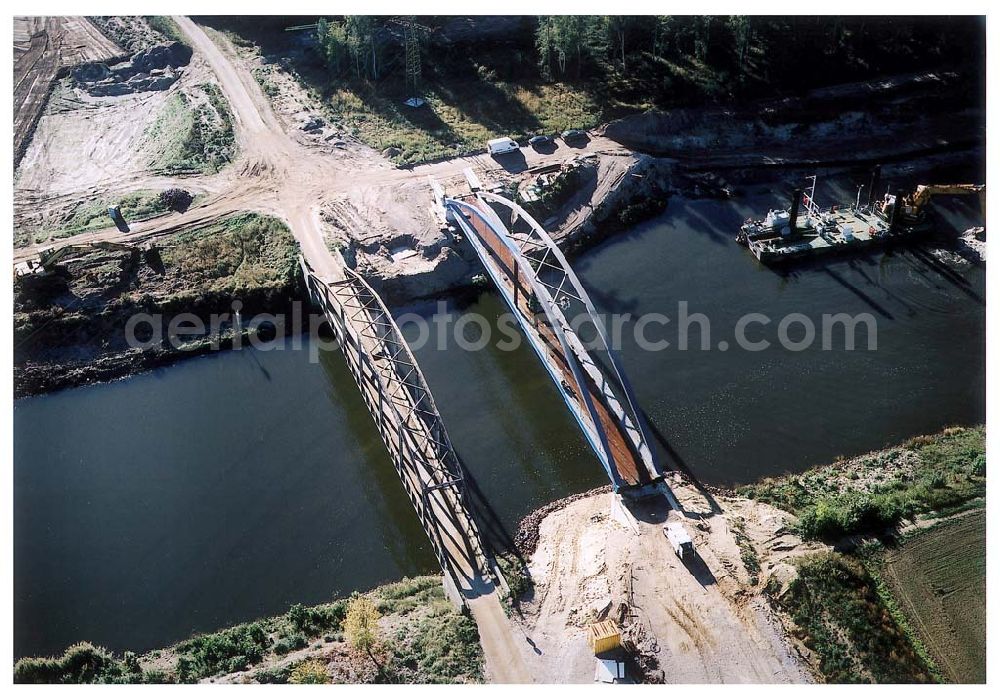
<box><xmin>602</xmin><ymin>70</ymin><xmax>983</xmax><ymax>169</ymax></box>
<box><xmin>14</xmin><ymin>576</ymin><xmax>483</xmax><ymax>684</ymax></box>
<box><xmin>507</xmin><ymin>425</ymin><xmax>985</xmax><ymax>684</ymax></box>
<box><xmin>14</xmin><ymin>212</ymin><xmax>302</xmax><ymax>398</ymax></box>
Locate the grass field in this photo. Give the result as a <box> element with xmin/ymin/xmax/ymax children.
<box><xmin>158</xmin><ymin>212</ymin><xmax>299</xmax><ymax>298</ymax></box>
<box><xmin>325</xmin><ymin>78</ymin><xmax>600</xmax><ymax>165</ymax></box>
<box><xmin>877</xmin><ymin>511</ymin><xmax>986</xmax><ymax>683</ymax></box>
<box><xmin>771</xmin><ymin>553</ymin><xmax>935</xmax><ymax>683</ymax></box>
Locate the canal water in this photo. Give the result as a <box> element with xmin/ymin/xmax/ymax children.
<box><xmin>14</xmin><ymin>175</ymin><xmax>985</xmax><ymax>658</ymax></box>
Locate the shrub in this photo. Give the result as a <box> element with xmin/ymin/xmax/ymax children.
<box><xmin>14</xmin><ymin>642</ymin><xmax>122</xmax><ymax>684</ymax></box>
<box><xmin>175</xmin><ymin>622</ymin><xmax>270</xmax><ymax>681</ymax></box>
<box><xmin>616</xmin><ymin>197</ymin><xmax>667</xmax><ymax>227</ymax></box>
<box><xmin>142</xmin><ymin>669</ymin><xmax>168</xmax><ymax>683</ymax></box>
<box><xmin>288</xmin><ymin>658</ymin><xmax>329</xmax><ymax>684</ymax></box>
<box><xmin>272</xmin><ymin>633</ymin><xmax>307</xmax><ymax>655</ymax></box>
<box><xmin>496</xmin><ymin>552</ymin><xmax>531</xmax><ymax>600</ymax></box>
<box><xmin>797</xmin><ymin>493</ymin><xmax>911</xmax><ymax>541</ymax></box>
<box><xmin>159</xmin><ymin>188</ymin><xmax>194</xmax><ymax>212</ymax></box>
<box><xmin>922</xmin><ymin>471</ymin><xmax>947</xmax><ymax>489</ymax></box>
<box><xmin>476</xmin><ymin>64</ymin><xmax>498</xmax><ymax>82</ymax></box>
<box><xmin>390</xmin><ymin>606</ymin><xmax>483</xmax><ymax>683</ymax></box>
<box><xmin>14</xmin><ymin>656</ymin><xmax>64</xmax><ymax>684</ymax></box>
<box><xmin>376</xmin><ymin>577</ymin><xmax>440</xmax><ymax>614</ymax></box>
<box><xmin>730</xmin><ymin>517</ymin><xmax>761</xmax><ymax>585</ymax></box>
<box><xmin>344</xmin><ymin>595</ymin><xmax>381</xmax><ymax>664</ymax></box>
<box><xmin>252</xmin><ymin>665</ymin><xmax>292</xmax><ymax>684</ymax></box>
<box><xmin>971</xmin><ymin>454</ymin><xmax>986</xmax><ymax>476</ymax></box>
<box><xmin>749</xmin><ymin>427</ymin><xmax>984</xmax><ymax>541</ymax></box>
<box><xmin>774</xmin><ymin>553</ymin><xmax>934</xmax><ymax>683</ymax></box>
<box><xmin>286</xmin><ymin>601</ymin><xmax>345</xmax><ymax>636</ymax></box>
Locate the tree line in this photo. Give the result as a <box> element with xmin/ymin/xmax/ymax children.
<box><xmin>316</xmin><ymin>16</ymin><xmax>428</xmax><ymax>89</ymax></box>
<box><xmin>536</xmin><ymin>15</ymin><xmax>981</xmax><ymax>84</ymax></box>
<box><xmin>313</xmin><ymin>15</ymin><xmax>982</xmax><ymax>93</ymax></box>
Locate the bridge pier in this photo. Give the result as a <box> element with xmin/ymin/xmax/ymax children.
<box><xmin>441</xmin><ymin>572</ymin><xmax>468</xmax><ymax>613</ymax></box>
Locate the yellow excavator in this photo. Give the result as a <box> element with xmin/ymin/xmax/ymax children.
<box><xmin>883</xmin><ymin>183</ymin><xmax>985</xmax><ymax>220</ymax></box>
<box><xmin>911</xmin><ymin>184</ymin><xmax>985</xmax><ymax>216</ymax></box>
<box><xmin>15</xmin><ymin>240</ymin><xmax>145</xmax><ymax>277</ymax></box>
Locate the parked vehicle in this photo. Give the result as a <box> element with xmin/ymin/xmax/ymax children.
<box><xmin>528</xmin><ymin>134</ymin><xmax>553</xmax><ymax>149</ymax></box>
<box><xmin>108</xmin><ymin>206</ymin><xmax>129</xmax><ymax>233</ymax></box>
<box><xmin>664</xmin><ymin>522</ymin><xmax>694</xmax><ymax>560</ymax></box>
<box><xmin>487</xmin><ymin>137</ymin><xmax>519</xmax><ymax>156</ymax></box>
<box><xmin>561</xmin><ymin>129</ymin><xmax>588</xmax><ymax>143</ymax></box>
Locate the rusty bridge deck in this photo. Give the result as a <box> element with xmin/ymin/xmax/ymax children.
<box><xmin>443</xmin><ymin>191</ymin><xmax>672</xmax><ymax>500</ymax></box>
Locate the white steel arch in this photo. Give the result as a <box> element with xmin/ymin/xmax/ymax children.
<box><xmin>444</xmin><ymin>193</ymin><xmax>664</xmax><ymax>493</ymax></box>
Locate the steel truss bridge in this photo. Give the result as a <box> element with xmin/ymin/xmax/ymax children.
<box><xmin>300</xmin><ymin>259</ymin><xmax>504</xmax><ymax>602</ymax></box>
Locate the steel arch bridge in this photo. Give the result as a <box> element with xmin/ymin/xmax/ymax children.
<box><xmin>444</xmin><ymin>190</ymin><xmax>670</xmax><ymax>499</ymax></box>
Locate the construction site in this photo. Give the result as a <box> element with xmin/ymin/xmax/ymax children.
<box><xmin>11</xmin><ymin>14</ymin><xmax>987</xmax><ymax>687</ymax></box>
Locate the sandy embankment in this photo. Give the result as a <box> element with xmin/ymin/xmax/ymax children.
<box><xmin>509</xmin><ymin>474</ymin><xmax>826</xmax><ymax>683</ymax></box>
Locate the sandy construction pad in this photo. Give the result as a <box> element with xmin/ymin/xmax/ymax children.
<box><xmin>514</xmin><ymin>487</ymin><xmax>817</xmax><ymax>683</ymax></box>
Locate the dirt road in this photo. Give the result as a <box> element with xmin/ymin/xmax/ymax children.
<box><xmin>467</xmin><ymin>591</ymin><xmax>534</xmax><ymax>683</ymax></box>
<box><xmin>13</xmin><ymin>16</ymin><xmax>625</xmax><ymax>271</ymax></box>
<box><xmin>171</xmin><ymin>16</ymin><xmax>341</xmax><ymax>279</ymax></box>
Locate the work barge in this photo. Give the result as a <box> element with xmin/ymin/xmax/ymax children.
<box><xmin>737</xmin><ymin>168</ymin><xmax>985</xmax><ymax>264</ymax></box>
<box><xmin>438</xmin><ymin>176</ymin><xmax>678</xmax><ymax>505</ymax></box>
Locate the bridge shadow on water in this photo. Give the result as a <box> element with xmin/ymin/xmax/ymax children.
<box><xmin>639</xmin><ymin>407</ymin><xmax>723</xmax><ymax>518</ymax></box>
<box><xmin>460</xmin><ymin>463</ymin><xmax>525</xmax><ymax>567</ymax></box>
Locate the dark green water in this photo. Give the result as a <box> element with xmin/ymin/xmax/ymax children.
<box><xmin>14</xmin><ymin>346</ymin><xmax>437</xmax><ymax>658</ymax></box>
<box><xmin>570</xmin><ymin>187</ymin><xmax>986</xmax><ymax>485</ymax></box>
<box><xmin>14</xmin><ymin>178</ymin><xmax>985</xmax><ymax>659</ymax></box>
